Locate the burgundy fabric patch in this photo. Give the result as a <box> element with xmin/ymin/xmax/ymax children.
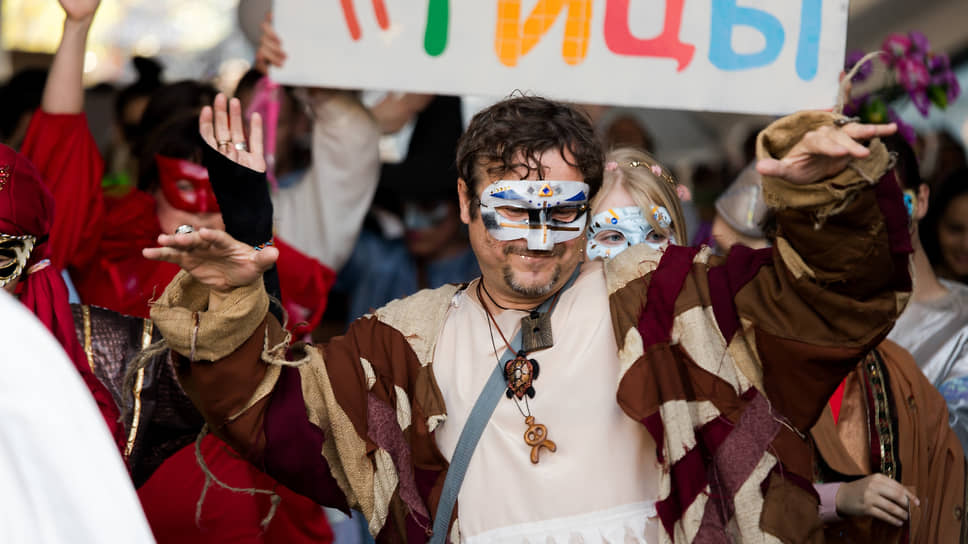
<box><xmin>366</xmin><ymin>393</ymin><xmax>430</xmax><ymax>520</ymax></box>
<box><xmin>637</xmin><ymin>245</ymin><xmax>699</xmax><ymax>347</ymax></box>
<box><xmin>707</xmin><ymin>245</ymin><xmax>774</xmax><ymax>342</ymax></box>
<box><xmin>406</xmin><ymin>511</ymin><xmax>432</xmax><ymax>543</ymax></box>
<box><xmin>695</xmin><ymin>390</ymin><xmax>781</xmax><ymax>542</ymax></box>
<box><xmin>264</xmin><ymin>366</ymin><xmax>349</xmax><ymax>512</ymax></box>
<box><xmin>655</xmin><ymin>445</ymin><xmax>710</xmax><ymax>537</ymax></box>
<box><xmin>414</xmin><ymin>466</ymin><xmax>444</xmax><ymax>510</ymax></box>
<box><xmin>873</xmin><ymin>170</ymin><xmax>913</xmax><ymax>291</ymax></box>
<box><xmin>697</xmin><ymin>416</ymin><xmax>733</xmax><ymax>457</ymax></box>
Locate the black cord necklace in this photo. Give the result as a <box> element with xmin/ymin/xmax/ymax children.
<box><xmin>479</xmin><ymin>279</ymin><xmax>555</xmax><ymax>353</ymax></box>
<box><xmin>477</xmin><ymin>280</ymin><xmax>558</xmax><ymax>464</ymax></box>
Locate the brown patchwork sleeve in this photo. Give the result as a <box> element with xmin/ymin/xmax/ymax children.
<box><xmin>150</xmin><ymin>272</ymin><xmax>442</xmax><ymax>539</ymax></box>
<box><xmin>730</xmin><ymin>112</ymin><xmax>913</xmax><ymax>431</ymax></box>
<box><xmin>150</xmin><ymin>271</ymin><xmax>277</xmax><ymax>459</ymax></box>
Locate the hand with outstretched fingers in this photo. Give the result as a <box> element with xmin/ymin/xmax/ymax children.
<box><xmin>757</xmin><ymin>121</ymin><xmax>897</xmax><ymax>185</ymax></box>
<box><xmin>835</xmin><ymin>473</ymin><xmax>919</xmax><ymax>527</ymax></box>
<box><xmin>200</xmin><ymin>93</ymin><xmax>266</xmax><ymax>173</ymax></box>
<box><xmin>143</xmin><ymin>228</ymin><xmax>277</xmax><ymax>294</ymax></box>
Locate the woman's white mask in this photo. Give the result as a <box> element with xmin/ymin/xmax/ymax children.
<box><xmin>586</xmin><ymin>206</ymin><xmax>675</xmax><ymax>260</ymax></box>
<box><xmin>479</xmin><ymin>180</ymin><xmax>590</xmax><ymax>251</ymax></box>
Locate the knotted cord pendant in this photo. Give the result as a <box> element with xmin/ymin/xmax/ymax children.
<box><xmin>523</xmin><ymin>416</ymin><xmax>556</xmax><ymax>464</ymax></box>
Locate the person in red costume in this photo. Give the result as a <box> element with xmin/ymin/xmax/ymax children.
<box><xmin>21</xmin><ymin>13</ymin><xmax>343</xmax><ymax>340</ymax></box>
<box><xmin>16</xmin><ymin>1</ymin><xmax>371</xmax><ymax>542</ymax></box>
<box><xmin>0</xmin><ymin>143</ymin><xmax>124</xmax><ymax>451</ymax></box>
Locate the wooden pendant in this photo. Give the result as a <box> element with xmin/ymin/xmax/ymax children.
<box><xmin>524</xmin><ymin>416</ymin><xmax>556</xmax><ymax>464</ymax></box>
<box><xmin>504</xmin><ymin>353</ymin><xmax>540</xmax><ymax>399</ymax></box>
<box><xmin>520</xmin><ymin>311</ymin><xmax>553</xmax><ymax>353</ymax></box>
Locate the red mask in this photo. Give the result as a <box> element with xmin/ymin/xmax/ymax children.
<box><xmin>155</xmin><ymin>155</ymin><xmax>221</xmax><ymax>214</ymax></box>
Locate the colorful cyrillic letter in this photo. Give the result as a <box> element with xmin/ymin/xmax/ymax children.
<box><xmin>424</xmin><ymin>0</ymin><xmax>449</xmax><ymax>57</ymax></box>
<box><xmin>708</xmin><ymin>0</ymin><xmax>784</xmax><ymax>71</ymax></box>
<box><xmin>603</xmin><ymin>0</ymin><xmax>695</xmax><ymax>72</ymax></box>
<box><xmin>495</xmin><ymin>0</ymin><xmax>593</xmax><ymax>67</ymax></box>
<box><xmin>339</xmin><ymin>0</ymin><xmax>390</xmax><ymax>41</ymax></box>
<box><xmin>795</xmin><ymin>0</ymin><xmax>821</xmax><ymax>81</ymax></box>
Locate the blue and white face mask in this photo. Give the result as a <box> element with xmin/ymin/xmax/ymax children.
<box><xmin>586</xmin><ymin>206</ymin><xmax>675</xmax><ymax>260</ymax></box>
<box><xmin>479</xmin><ymin>179</ymin><xmax>590</xmax><ymax>251</ymax></box>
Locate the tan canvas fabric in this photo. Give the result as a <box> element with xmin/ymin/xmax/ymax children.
<box><xmin>757</xmin><ymin>111</ymin><xmax>891</xmax><ymax>224</ymax></box>
<box><xmin>151</xmin><ymin>270</ymin><xmax>269</xmax><ymax>362</ymax></box>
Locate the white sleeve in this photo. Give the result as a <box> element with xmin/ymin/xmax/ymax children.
<box><xmin>271</xmin><ymin>91</ymin><xmax>381</xmax><ymax>270</ymax></box>
<box><xmin>0</xmin><ymin>292</ymin><xmax>155</xmax><ymax>544</ymax></box>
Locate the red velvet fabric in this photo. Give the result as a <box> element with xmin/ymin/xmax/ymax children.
<box><xmin>139</xmin><ymin>434</ymin><xmax>334</xmax><ymax>544</ymax></box>
<box><xmin>274</xmin><ymin>237</ymin><xmax>336</xmax><ymax>336</ymax></box>
<box><xmin>0</xmin><ymin>143</ymin><xmax>124</xmax><ymax>450</ymax></box>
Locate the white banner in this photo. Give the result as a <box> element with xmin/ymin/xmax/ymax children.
<box><xmin>273</xmin><ymin>0</ymin><xmax>849</xmax><ymax>115</ymax></box>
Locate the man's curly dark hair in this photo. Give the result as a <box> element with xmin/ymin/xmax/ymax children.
<box><xmin>456</xmin><ymin>95</ymin><xmax>604</xmax><ymax>217</ymax></box>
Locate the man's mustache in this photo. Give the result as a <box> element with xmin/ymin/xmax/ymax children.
<box><xmin>503</xmin><ymin>242</ymin><xmax>566</xmax><ymax>258</ymax></box>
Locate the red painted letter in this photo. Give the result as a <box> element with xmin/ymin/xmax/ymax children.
<box><xmin>604</xmin><ymin>0</ymin><xmax>695</xmax><ymax>72</ymax></box>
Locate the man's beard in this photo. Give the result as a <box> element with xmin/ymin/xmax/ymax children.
<box><xmin>502</xmin><ymin>264</ymin><xmax>562</xmax><ymax>297</ymax></box>
<box><xmin>500</xmin><ymin>243</ymin><xmax>566</xmax><ymax>297</ymax></box>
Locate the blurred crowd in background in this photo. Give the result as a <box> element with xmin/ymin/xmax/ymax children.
<box><xmin>2</xmin><ymin>0</ymin><xmax>968</xmax><ymax>543</ymax></box>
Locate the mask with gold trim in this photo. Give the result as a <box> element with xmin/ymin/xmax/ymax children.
<box><xmin>0</xmin><ymin>233</ymin><xmax>36</xmax><ymax>287</ymax></box>
<box><xmin>479</xmin><ymin>180</ymin><xmax>589</xmax><ymax>251</ymax></box>
<box><xmin>586</xmin><ymin>206</ymin><xmax>675</xmax><ymax>260</ymax></box>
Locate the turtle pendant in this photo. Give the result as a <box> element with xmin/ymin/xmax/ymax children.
<box><xmin>504</xmin><ymin>351</ymin><xmax>540</xmax><ymax>399</ymax></box>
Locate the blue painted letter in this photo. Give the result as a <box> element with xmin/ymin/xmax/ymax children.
<box><xmin>709</xmin><ymin>0</ymin><xmax>784</xmax><ymax>71</ymax></box>
<box><xmin>795</xmin><ymin>0</ymin><xmax>822</xmax><ymax>80</ymax></box>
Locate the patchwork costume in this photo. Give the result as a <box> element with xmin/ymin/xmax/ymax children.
<box><xmin>152</xmin><ymin>112</ymin><xmax>913</xmax><ymax>542</ymax></box>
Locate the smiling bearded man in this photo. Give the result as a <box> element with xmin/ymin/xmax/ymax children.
<box><xmin>143</xmin><ymin>95</ymin><xmax>916</xmax><ymax>543</ymax></box>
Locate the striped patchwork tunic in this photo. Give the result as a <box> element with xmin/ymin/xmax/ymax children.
<box><xmin>151</xmin><ymin>111</ymin><xmax>913</xmax><ymax>543</ymax></box>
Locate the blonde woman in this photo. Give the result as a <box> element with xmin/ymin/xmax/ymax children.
<box><xmin>586</xmin><ymin>147</ymin><xmax>687</xmax><ymax>260</ymax></box>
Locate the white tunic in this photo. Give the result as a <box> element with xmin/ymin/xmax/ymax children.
<box><xmin>0</xmin><ymin>291</ymin><xmax>155</xmax><ymax>544</ymax></box>
<box><xmin>433</xmin><ymin>262</ymin><xmax>660</xmax><ymax>542</ymax></box>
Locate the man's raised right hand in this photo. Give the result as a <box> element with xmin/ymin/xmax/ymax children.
<box><xmin>143</xmin><ymin>228</ymin><xmax>277</xmax><ymax>293</ymax></box>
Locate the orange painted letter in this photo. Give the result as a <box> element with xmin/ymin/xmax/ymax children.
<box><xmin>495</xmin><ymin>0</ymin><xmax>593</xmax><ymax>67</ymax></box>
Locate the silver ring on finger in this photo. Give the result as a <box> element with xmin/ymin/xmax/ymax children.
<box><xmin>834</xmin><ymin>116</ymin><xmax>860</xmax><ymax>127</ymax></box>
<box><xmin>174</xmin><ymin>224</ymin><xmax>195</xmax><ymax>235</ymax></box>
<box><xmin>234</xmin><ymin>141</ymin><xmax>248</xmax><ymax>152</ymax></box>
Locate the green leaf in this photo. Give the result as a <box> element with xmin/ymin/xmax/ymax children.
<box><xmin>928</xmin><ymin>85</ymin><xmax>948</xmax><ymax>109</ymax></box>
<box><xmin>862</xmin><ymin>98</ymin><xmax>889</xmax><ymax>124</ymax></box>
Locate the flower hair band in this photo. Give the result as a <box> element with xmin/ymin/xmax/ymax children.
<box><xmin>627</xmin><ymin>158</ymin><xmax>693</xmax><ymax>203</ymax></box>
<box><xmin>628</xmin><ymin>159</ymin><xmax>677</xmax><ymax>187</ymax></box>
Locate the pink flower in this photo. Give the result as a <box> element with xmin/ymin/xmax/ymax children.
<box><xmin>650</xmin><ymin>164</ymin><xmax>663</xmax><ymax>177</ymax></box>
<box><xmin>948</xmin><ymin>76</ymin><xmax>961</xmax><ymax>102</ymax></box>
<box><xmin>605</xmin><ymin>161</ymin><xmax>618</xmax><ymax>172</ymax></box>
<box><xmin>928</xmin><ymin>52</ymin><xmax>951</xmax><ymax>73</ymax></box>
<box><xmin>844</xmin><ymin>50</ymin><xmax>873</xmax><ymax>82</ymax></box>
<box><xmin>897</xmin><ymin>57</ymin><xmax>930</xmax><ymax>92</ymax></box>
<box><xmin>909</xmin><ymin>31</ymin><xmax>930</xmax><ymax>54</ymax></box>
<box><xmin>882</xmin><ymin>34</ymin><xmax>911</xmax><ymax>66</ymax></box>
<box><xmin>910</xmin><ymin>89</ymin><xmax>931</xmax><ymax>116</ymax></box>
<box><xmin>676</xmin><ymin>184</ymin><xmax>692</xmax><ymax>203</ymax></box>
